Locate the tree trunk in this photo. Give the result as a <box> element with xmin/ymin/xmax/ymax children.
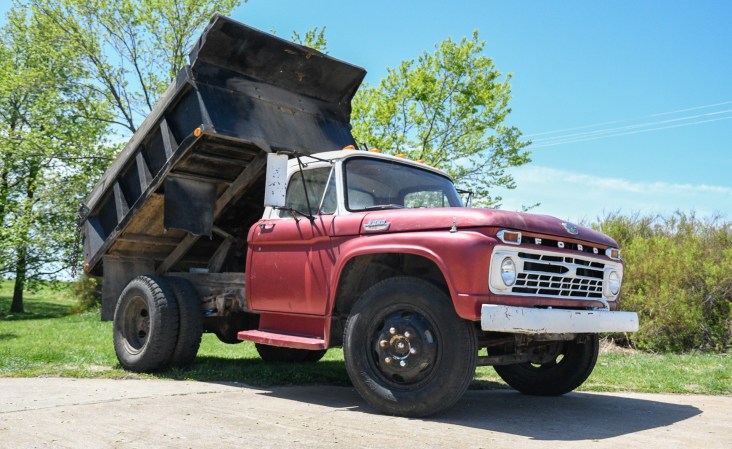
<box><xmin>10</xmin><ymin>244</ymin><xmax>27</xmax><ymax>313</ymax></box>
<box><xmin>9</xmin><ymin>158</ymin><xmax>39</xmax><ymax>315</ymax></box>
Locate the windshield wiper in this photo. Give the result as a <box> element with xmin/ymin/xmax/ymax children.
<box><xmin>362</xmin><ymin>204</ymin><xmax>405</xmax><ymax>211</ymax></box>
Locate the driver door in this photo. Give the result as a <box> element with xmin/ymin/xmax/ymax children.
<box><xmin>248</xmin><ymin>166</ymin><xmax>338</xmax><ymax>315</ymax></box>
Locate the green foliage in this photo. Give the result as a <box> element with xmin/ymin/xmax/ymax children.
<box><xmin>2</xmin><ymin>1</ymin><xmax>243</xmax><ymax>313</ymax></box>
<box><xmin>22</xmin><ymin>0</ymin><xmax>242</xmax><ymax>134</ymax></box>
<box><xmin>352</xmin><ymin>31</ymin><xmax>530</xmax><ymax>206</ymax></box>
<box><xmin>291</xmin><ymin>26</ymin><xmax>328</xmax><ymax>53</ymax></box>
<box><xmin>595</xmin><ymin>212</ymin><xmax>732</xmax><ymax>352</ymax></box>
<box><xmin>0</xmin><ymin>5</ymin><xmax>114</xmax><ymax>312</ymax></box>
<box><xmin>70</xmin><ymin>274</ymin><xmax>102</xmax><ymax>312</ymax></box>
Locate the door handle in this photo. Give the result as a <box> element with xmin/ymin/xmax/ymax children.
<box><xmin>259</xmin><ymin>222</ymin><xmax>275</xmax><ymax>231</ymax></box>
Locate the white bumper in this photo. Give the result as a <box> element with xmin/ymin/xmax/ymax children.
<box><xmin>481</xmin><ymin>304</ymin><xmax>639</xmax><ymax>334</ymax></box>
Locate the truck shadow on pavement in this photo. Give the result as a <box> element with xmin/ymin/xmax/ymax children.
<box><xmin>258</xmin><ymin>384</ymin><xmax>701</xmax><ymax>441</ymax></box>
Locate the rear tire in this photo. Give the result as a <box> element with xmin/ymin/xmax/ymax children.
<box><xmin>113</xmin><ymin>276</ymin><xmax>179</xmax><ymax>372</ymax></box>
<box><xmin>494</xmin><ymin>334</ymin><xmax>599</xmax><ymax>395</ymax></box>
<box><xmin>255</xmin><ymin>344</ymin><xmax>327</xmax><ymax>363</ymax></box>
<box><xmin>343</xmin><ymin>276</ymin><xmax>477</xmax><ymax>417</ymax></box>
<box><xmin>166</xmin><ymin>277</ymin><xmax>203</xmax><ymax>368</ymax></box>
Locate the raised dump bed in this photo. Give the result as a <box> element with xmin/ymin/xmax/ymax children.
<box><xmin>81</xmin><ymin>15</ymin><xmax>366</xmax><ymax>319</ymax></box>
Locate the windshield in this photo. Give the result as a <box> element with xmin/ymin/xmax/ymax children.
<box><xmin>344</xmin><ymin>157</ymin><xmax>463</xmax><ymax>211</ymax></box>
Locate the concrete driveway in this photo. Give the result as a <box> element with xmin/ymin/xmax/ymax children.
<box><xmin>1</xmin><ymin>378</ymin><xmax>729</xmax><ymax>448</ymax></box>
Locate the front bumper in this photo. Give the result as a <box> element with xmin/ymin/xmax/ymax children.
<box><xmin>481</xmin><ymin>304</ymin><xmax>639</xmax><ymax>334</ymax></box>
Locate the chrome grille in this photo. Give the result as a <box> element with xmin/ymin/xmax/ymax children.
<box><xmin>512</xmin><ymin>252</ymin><xmax>605</xmax><ymax>299</ymax></box>
<box><xmin>490</xmin><ymin>246</ymin><xmax>620</xmax><ymax>300</ymax></box>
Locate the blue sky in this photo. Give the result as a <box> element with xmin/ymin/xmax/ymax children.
<box><xmin>4</xmin><ymin>1</ymin><xmax>731</xmax><ymax>222</ymax></box>
<box><xmin>233</xmin><ymin>0</ymin><xmax>732</xmax><ymax>222</ymax></box>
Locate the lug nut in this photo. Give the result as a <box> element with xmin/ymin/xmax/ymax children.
<box><xmin>379</xmin><ymin>340</ymin><xmax>389</xmax><ymax>348</ymax></box>
<box><xmin>389</xmin><ymin>327</ymin><xmax>396</xmax><ymax>335</ymax></box>
<box><xmin>410</xmin><ymin>347</ymin><xmax>417</xmax><ymax>354</ymax></box>
<box><xmin>399</xmin><ymin>360</ymin><xmax>406</xmax><ymax>367</ymax></box>
<box><xmin>404</xmin><ymin>331</ymin><xmax>411</xmax><ymax>338</ymax></box>
<box><xmin>385</xmin><ymin>357</ymin><xmax>393</xmax><ymax>365</ymax></box>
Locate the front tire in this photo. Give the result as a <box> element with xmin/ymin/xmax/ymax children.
<box><xmin>343</xmin><ymin>277</ymin><xmax>477</xmax><ymax>417</ymax></box>
<box><xmin>113</xmin><ymin>276</ymin><xmax>179</xmax><ymax>372</ymax></box>
<box><xmin>494</xmin><ymin>334</ymin><xmax>599</xmax><ymax>395</ymax></box>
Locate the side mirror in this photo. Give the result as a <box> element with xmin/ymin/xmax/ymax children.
<box><xmin>264</xmin><ymin>153</ymin><xmax>288</xmax><ymax>208</ymax></box>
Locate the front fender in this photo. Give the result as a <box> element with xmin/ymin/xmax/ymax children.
<box><xmin>329</xmin><ymin>230</ymin><xmax>497</xmax><ymax>320</ymax></box>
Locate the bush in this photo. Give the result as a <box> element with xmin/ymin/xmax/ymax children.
<box><xmin>595</xmin><ymin>212</ymin><xmax>732</xmax><ymax>352</ymax></box>
<box><xmin>71</xmin><ymin>274</ymin><xmax>101</xmax><ymax>312</ymax></box>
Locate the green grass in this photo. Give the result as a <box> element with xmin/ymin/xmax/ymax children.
<box><xmin>1</xmin><ymin>280</ymin><xmax>730</xmax><ymax>394</ymax></box>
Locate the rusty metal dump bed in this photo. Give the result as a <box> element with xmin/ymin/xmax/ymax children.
<box><xmin>82</xmin><ymin>15</ymin><xmax>366</xmax><ymax>279</ymax></box>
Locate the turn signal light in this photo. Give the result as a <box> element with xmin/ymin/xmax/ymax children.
<box><xmin>497</xmin><ymin>230</ymin><xmax>522</xmax><ymax>245</ymax></box>
<box><xmin>605</xmin><ymin>248</ymin><xmax>621</xmax><ymax>260</ymax></box>
<box><xmin>343</xmin><ymin>145</ymin><xmax>356</xmax><ymax>150</ymax></box>
<box><xmin>193</xmin><ymin>127</ymin><xmax>202</xmax><ymax>137</ymax></box>
<box><xmin>369</xmin><ymin>148</ymin><xmax>381</xmax><ymax>153</ymax></box>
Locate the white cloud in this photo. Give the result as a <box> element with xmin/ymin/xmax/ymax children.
<box><xmin>494</xmin><ymin>165</ymin><xmax>732</xmax><ymax>223</ymax></box>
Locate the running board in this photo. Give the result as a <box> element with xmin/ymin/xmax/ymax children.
<box><xmin>237</xmin><ymin>330</ymin><xmax>326</xmax><ymax>350</ymax></box>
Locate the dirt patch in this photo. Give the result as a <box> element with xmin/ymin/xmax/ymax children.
<box><xmin>600</xmin><ymin>337</ymin><xmax>637</xmax><ymax>354</ymax></box>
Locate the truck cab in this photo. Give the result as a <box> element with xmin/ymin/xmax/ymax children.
<box><xmin>236</xmin><ymin>148</ymin><xmax>638</xmax><ymax>416</ymax></box>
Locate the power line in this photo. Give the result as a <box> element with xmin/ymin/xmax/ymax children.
<box><xmin>526</xmin><ymin>100</ymin><xmax>732</xmax><ymax>138</ymax></box>
<box><xmin>530</xmin><ymin>115</ymin><xmax>732</xmax><ymax>149</ymax></box>
<box><xmin>531</xmin><ymin>108</ymin><xmax>732</xmax><ymax>145</ymax></box>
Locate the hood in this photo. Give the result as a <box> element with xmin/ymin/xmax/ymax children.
<box><xmin>350</xmin><ymin>207</ymin><xmax>618</xmax><ymax>247</ymax></box>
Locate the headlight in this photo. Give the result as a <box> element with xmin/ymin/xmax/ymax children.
<box><xmin>608</xmin><ymin>270</ymin><xmax>620</xmax><ymax>295</ymax></box>
<box><xmin>500</xmin><ymin>257</ymin><xmax>516</xmax><ymax>287</ymax></box>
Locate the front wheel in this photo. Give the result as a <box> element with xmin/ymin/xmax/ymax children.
<box><xmin>493</xmin><ymin>334</ymin><xmax>599</xmax><ymax>396</ymax></box>
<box><xmin>343</xmin><ymin>277</ymin><xmax>477</xmax><ymax>417</ymax></box>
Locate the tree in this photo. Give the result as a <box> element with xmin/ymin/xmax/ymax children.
<box><xmin>291</xmin><ymin>26</ymin><xmax>328</xmax><ymax>53</ymax></box>
<box><xmin>0</xmin><ymin>6</ymin><xmax>112</xmax><ymax>313</ymax></box>
<box><xmin>351</xmin><ymin>31</ymin><xmax>530</xmax><ymax>206</ymax></box>
<box><xmin>22</xmin><ymin>0</ymin><xmax>242</xmax><ymax>135</ymax></box>
<box><xmin>0</xmin><ymin>1</ymin><xmax>243</xmax><ymax>314</ymax></box>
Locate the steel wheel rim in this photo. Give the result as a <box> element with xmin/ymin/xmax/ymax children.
<box><xmin>120</xmin><ymin>294</ymin><xmax>150</xmax><ymax>354</ymax></box>
<box><xmin>368</xmin><ymin>308</ymin><xmax>439</xmax><ymax>386</ymax></box>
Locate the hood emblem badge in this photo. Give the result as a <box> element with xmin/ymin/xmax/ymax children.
<box><xmin>562</xmin><ymin>222</ymin><xmax>579</xmax><ymax>235</ymax></box>
<box><xmin>364</xmin><ymin>219</ymin><xmax>390</xmax><ymax>232</ymax></box>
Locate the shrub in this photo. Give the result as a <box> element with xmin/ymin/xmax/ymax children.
<box><xmin>595</xmin><ymin>212</ymin><xmax>732</xmax><ymax>352</ymax></box>
<box><xmin>71</xmin><ymin>274</ymin><xmax>101</xmax><ymax>312</ymax></box>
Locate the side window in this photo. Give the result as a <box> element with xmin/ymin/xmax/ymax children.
<box><xmin>278</xmin><ymin>167</ymin><xmax>335</xmax><ymax>218</ymax></box>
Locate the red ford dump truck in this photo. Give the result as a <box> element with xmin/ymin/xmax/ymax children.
<box><xmin>81</xmin><ymin>15</ymin><xmax>638</xmax><ymax>417</ymax></box>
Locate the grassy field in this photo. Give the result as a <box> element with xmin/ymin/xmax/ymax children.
<box><xmin>1</xmin><ymin>281</ymin><xmax>730</xmax><ymax>394</ymax></box>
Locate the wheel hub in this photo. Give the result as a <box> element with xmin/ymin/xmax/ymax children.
<box><xmin>373</xmin><ymin>312</ymin><xmax>437</xmax><ymax>384</ymax></box>
<box><xmin>121</xmin><ymin>295</ymin><xmax>150</xmax><ymax>353</ymax></box>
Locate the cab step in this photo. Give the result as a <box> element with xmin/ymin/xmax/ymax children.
<box><xmin>237</xmin><ymin>330</ymin><xmax>326</xmax><ymax>350</ymax></box>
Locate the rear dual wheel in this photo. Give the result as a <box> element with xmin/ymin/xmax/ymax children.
<box><xmin>113</xmin><ymin>276</ymin><xmax>202</xmax><ymax>372</ymax></box>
